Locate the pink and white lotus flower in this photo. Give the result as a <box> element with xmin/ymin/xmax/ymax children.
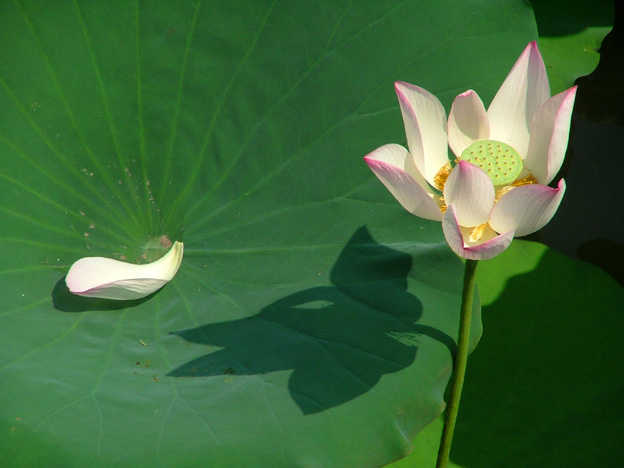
<box><xmin>364</xmin><ymin>42</ymin><xmax>576</xmax><ymax>260</ymax></box>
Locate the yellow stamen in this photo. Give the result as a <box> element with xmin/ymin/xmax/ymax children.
<box><xmin>495</xmin><ymin>173</ymin><xmax>538</xmax><ymax>201</ymax></box>
<box><xmin>433</xmin><ymin>161</ymin><xmax>453</xmax><ymax>192</ymax></box>
<box><xmin>469</xmin><ymin>223</ymin><xmax>488</xmax><ymax>242</ymax></box>
<box><xmin>431</xmin><ymin>193</ymin><xmax>447</xmax><ymax>213</ymax></box>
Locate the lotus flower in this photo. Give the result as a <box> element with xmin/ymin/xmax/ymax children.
<box><xmin>66</xmin><ymin>241</ymin><xmax>184</xmax><ymax>300</ymax></box>
<box><xmin>364</xmin><ymin>42</ymin><xmax>576</xmax><ymax>260</ymax></box>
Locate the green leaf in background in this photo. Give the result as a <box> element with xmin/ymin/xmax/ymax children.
<box><xmin>387</xmin><ymin>416</ymin><xmax>465</xmax><ymax>468</ymax></box>
<box><xmin>531</xmin><ymin>0</ymin><xmax>614</xmax><ymax>94</ymax></box>
<box><xmin>456</xmin><ymin>240</ymin><xmax>624</xmax><ymax>467</ymax></box>
<box><xmin>387</xmin><ymin>240</ymin><xmax>624</xmax><ymax>467</ymax></box>
<box><xmin>0</xmin><ymin>1</ymin><xmax>539</xmax><ymax>466</ymax></box>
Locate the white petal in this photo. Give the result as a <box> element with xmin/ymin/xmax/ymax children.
<box><xmin>525</xmin><ymin>86</ymin><xmax>577</xmax><ymax>185</ymax></box>
<box><xmin>395</xmin><ymin>82</ymin><xmax>450</xmax><ymax>186</ymax></box>
<box><xmin>448</xmin><ymin>90</ymin><xmax>490</xmax><ymax>158</ymax></box>
<box><xmin>442</xmin><ymin>205</ymin><xmax>514</xmax><ymax>260</ymax></box>
<box><xmin>365</xmin><ymin>143</ymin><xmax>432</xmax><ymax>192</ymax></box>
<box><xmin>489</xmin><ymin>179</ymin><xmax>566</xmax><ymax>236</ymax></box>
<box><xmin>487</xmin><ymin>42</ymin><xmax>550</xmax><ymax>158</ymax></box>
<box><xmin>364</xmin><ymin>145</ymin><xmax>443</xmax><ymax>221</ymax></box>
<box><xmin>443</xmin><ymin>161</ymin><xmax>495</xmax><ymax>227</ymax></box>
<box><xmin>66</xmin><ymin>241</ymin><xmax>184</xmax><ymax>300</ymax></box>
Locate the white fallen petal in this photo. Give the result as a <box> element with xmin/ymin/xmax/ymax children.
<box><xmin>66</xmin><ymin>241</ymin><xmax>184</xmax><ymax>300</ymax></box>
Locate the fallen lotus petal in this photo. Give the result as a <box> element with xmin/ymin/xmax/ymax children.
<box><xmin>66</xmin><ymin>241</ymin><xmax>184</xmax><ymax>300</ymax></box>
<box><xmin>364</xmin><ymin>42</ymin><xmax>576</xmax><ymax>260</ymax></box>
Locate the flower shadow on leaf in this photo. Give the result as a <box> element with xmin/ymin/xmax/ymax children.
<box><xmin>168</xmin><ymin>226</ymin><xmax>456</xmax><ymax>414</ymax></box>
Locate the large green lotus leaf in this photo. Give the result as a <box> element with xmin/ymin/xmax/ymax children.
<box><xmin>531</xmin><ymin>0</ymin><xmax>613</xmax><ymax>94</ymax></box>
<box><xmin>454</xmin><ymin>240</ymin><xmax>624</xmax><ymax>467</ymax></box>
<box><xmin>386</xmin><ymin>240</ymin><xmax>624</xmax><ymax>466</ymax></box>
<box><xmin>0</xmin><ymin>1</ymin><xmax>538</xmax><ymax>466</ymax></box>
<box><xmin>386</xmin><ymin>416</ymin><xmax>464</xmax><ymax>468</ymax></box>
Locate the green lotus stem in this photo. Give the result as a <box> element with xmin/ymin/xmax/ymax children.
<box><xmin>435</xmin><ymin>259</ymin><xmax>478</xmax><ymax>468</ymax></box>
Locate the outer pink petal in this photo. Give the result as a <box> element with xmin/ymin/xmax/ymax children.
<box><xmin>487</xmin><ymin>42</ymin><xmax>551</xmax><ymax>158</ymax></box>
<box><xmin>365</xmin><ymin>143</ymin><xmax>433</xmax><ymax>193</ymax></box>
<box><xmin>448</xmin><ymin>90</ymin><xmax>490</xmax><ymax>158</ymax></box>
<box><xmin>525</xmin><ymin>86</ymin><xmax>577</xmax><ymax>185</ymax></box>
<box><xmin>489</xmin><ymin>179</ymin><xmax>566</xmax><ymax>236</ymax></box>
<box><xmin>395</xmin><ymin>82</ymin><xmax>449</xmax><ymax>186</ymax></box>
<box><xmin>442</xmin><ymin>205</ymin><xmax>514</xmax><ymax>260</ymax></box>
<box><xmin>364</xmin><ymin>145</ymin><xmax>443</xmax><ymax>221</ymax></box>
<box><xmin>443</xmin><ymin>160</ymin><xmax>495</xmax><ymax>227</ymax></box>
